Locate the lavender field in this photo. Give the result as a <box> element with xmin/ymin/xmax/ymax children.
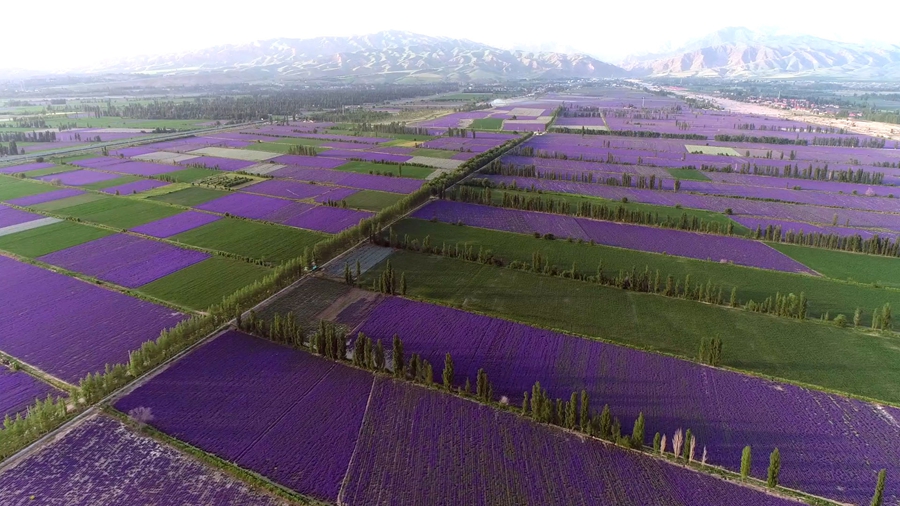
<box><xmin>348</xmin><ymin>296</ymin><xmax>899</xmax><ymax>505</ymax></box>
<box><xmin>0</xmin><ymin>368</ymin><xmax>57</xmax><ymax>420</ymax></box>
<box><xmin>341</xmin><ymin>378</ymin><xmax>802</xmax><ymax>506</ymax></box>
<box><xmin>0</xmin><ymin>256</ymin><xmax>185</xmax><ymax>382</ymax></box>
<box><xmin>38</xmin><ymin>234</ymin><xmax>209</xmax><ymax>288</ymax></box>
<box><xmin>0</xmin><ymin>415</ymin><xmax>285</xmax><ymax>505</ymax></box>
<box><xmin>412</xmin><ymin>200</ymin><xmax>814</xmax><ymax>274</ymax></box>
<box><xmin>115</xmin><ymin>330</ymin><xmax>374</xmax><ymax>502</ymax></box>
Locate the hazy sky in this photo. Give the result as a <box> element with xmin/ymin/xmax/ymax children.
<box><xmin>5</xmin><ymin>0</ymin><xmax>899</xmax><ymax>71</ymax></box>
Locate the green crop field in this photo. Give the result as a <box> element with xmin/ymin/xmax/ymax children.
<box><xmin>389</xmin><ymin>218</ymin><xmax>900</xmax><ymax>319</ymax></box>
<box><xmin>343</xmin><ymin>190</ymin><xmax>405</xmax><ymax>211</ymax></box>
<box><xmin>477</xmin><ymin>189</ymin><xmax>747</xmax><ymax>233</ymax></box>
<box><xmin>0</xmin><ymin>221</ymin><xmax>113</xmax><ymax>257</ymax></box>
<box><xmin>336</xmin><ymin>160</ymin><xmax>433</xmax><ymax>179</ymax></box>
<box><xmin>21</xmin><ymin>166</ymin><xmax>79</xmax><ymax>178</ymax></box>
<box><xmin>244</xmin><ymin>142</ymin><xmax>324</xmax><ymax>154</ymax></box>
<box><xmin>148</xmin><ymin>187</ymin><xmax>227</xmax><ymax>206</ymax></box>
<box><xmin>30</xmin><ymin>193</ymin><xmax>107</xmax><ymax>212</ymax></box>
<box><xmin>81</xmin><ymin>175</ymin><xmax>142</xmax><ymax>191</ymax></box>
<box><xmin>365</xmin><ymin>250</ymin><xmax>900</xmax><ymax>404</ymax></box>
<box><xmin>163</xmin><ymin>168</ymin><xmax>222</xmax><ymax>183</ymax></box>
<box><xmin>44</xmin><ymin>117</ymin><xmax>205</xmax><ymax>130</ymax></box>
<box><xmin>171</xmin><ymin>218</ymin><xmax>326</xmax><ymax>264</ymax></box>
<box><xmin>470</xmin><ymin>118</ymin><xmax>504</xmax><ymax>130</ymax></box>
<box><xmin>139</xmin><ymin>257</ymin><xmax>272</xmax><ymax>311</ymax></box>
<box><xmin>56</xmin><ymin>197</ymin><xmax>182</xmax><ymax>228</ymax></box>
<box><xmin>0</xmin><ymin>178</ymin><xmax>58</xmax><ymax>200</ymax></box>
<box><xmin>666</xmin><ymin>168</ymin><xmax>711</xmax><ymax>181</ymax></box>
<box><xmin>52</xmin><ymin>154</ymin><xmax>98</xmax><ymax>164</ymax></box>
<box><xmin>771</xmin><ymin>243</ymin><xmax>900</xmax><ymax>288</ymax></box>
<box><xmin>411</xmin><ymin>148</ymin><xmax>458</xmax><ymax>159</ymax></box>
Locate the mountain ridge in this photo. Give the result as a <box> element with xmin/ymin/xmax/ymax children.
<box><xmin>622</xmin><ymin>27</ymin><xmax>900</xmax><ymax>78</ymax></box>
<box><xmin>71</xmin><ymin>30</ymin><xmax>627</xmax><ymax>82</ymax></box>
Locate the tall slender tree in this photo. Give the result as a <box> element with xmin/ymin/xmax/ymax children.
<box><xmin>767</xmin><ymin>448</ymin><xmax>781</xmax><ymax>488</ymax></box>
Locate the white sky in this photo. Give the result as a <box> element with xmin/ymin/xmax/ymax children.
<box><xmin>4</xmin><ymin>0</ymin><xmax>899</xmax><ymax>71</ymax></box>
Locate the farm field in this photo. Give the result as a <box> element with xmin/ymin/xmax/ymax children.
<box><xmin>171</xmin><ymin>218</ymin><xmax>327</xmax><ymax>263</ymax></box>
<box><xmin>148</xmin><ymin>186</ymin><xmax>228</xmax><ymax>206</ymax></box>
<box><xmin>363</xmin><ymin>250</ymin><xmax>900</xmax><ymax>404</ymax></box>
<box><xmin>336</xmin><ymin>160</ymin><xmax>435</xmax><ymax>179</ymax></box>
<box><xmin>462</xmin><ymin>187</ymin><xmax>749</xmax><ymax>232</ymax></box>
<box><xmin>411</xmin><ymin>200</ymin><xmax>813</xmax><ymax>274</ymax></box>
<box><xmin>0</xmin><ymin>221</ymin><xmax>114</xmax><ymax>257</ymax></box>
<box><xmin>770</xmin><ymin>243</ymin><xmax>900</xmax><ymax>287</ymax></box>
<box><xmin>115</xmin><ymin>330</ymin><xmax>374</xmax><ymax>503</ymax></box>
<box><xmin>49</xmin><ymin>197</ymin><xmax>183</xmax><ymax>228</ymax></box>
<box><xmin>7</xmin><ymin>87</ymin><xmax>900</xmax><ymax>506</ymax></box>
<box><xmin>138</xmin><ymin>257</ymin><xmax>272</xmax><ymax>311</ymax></box>
<box><xmin>0</xmin><ymin>415</ymin><xmax>287</xmax><ymax>505</ymax></box>
<box><xmin>116</xmin><ymin>330</ymin><xmax>805</xmax><ymax>506</ymax></box>
<box><xmin>387</xmin><ymin>217</ymin><xmax>900</xmax><ymax>317</ymax></box>
<box><xmin>0</xmin><ymin>255</ymin><xmax>185</xmax><ymax>383</ymax></box>
<box><xmin>340</xmin><ymin>292</ymin><xmax>900</xmax><ymax>505</ymax></box>
<box><xmin>342</xmin><ymin>190</ymin><xmax>405</xmax><ymax>211</ymax></box>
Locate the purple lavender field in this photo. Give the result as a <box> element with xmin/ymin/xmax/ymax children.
<box><xmin>0</xmin><ymin>162</ymin><xmax>55</xmax><ymax>174</ymax></box>
<box><xmin>349</xmin><ymin>296</ymin><xmax>900</xmax><ymax>505</ymax></box>
<box><xmin>0</xmin><ymin>207</ymin><xmax>44</xmax><ymax>228</ymax></box>
<box><xmin>485</xmin><ymin>175</ymin><xmax>900</xmax><ymax>231</ymax></box>
<box><xmin>412</xmin><ymin>200</ymin><xmax>814</xmax><ymax>274</ymax></box>
<box><xmin>0</xmin><ymin>368</ymin><xmax>57</xmax><ymax>420</ymax></box>
<box><xmin>115</xmin><ymin>330</ymin><xmax>374</xmax><ymax>502</ymax></box>
<box><xmin>38</xmin><ymin>234</ymin><xmax>209</xmax><ymax>288</ymax></box>
<box><xmin>5</xmin><ymin>188</ymin><xmax>85</xmax><ymax>206</ymax></box>
<box><xmin>0</xmin><ymin>256</ymin><xmax>185</xmax><ymax>382</ymax></box>
<box><xmin>196</xmin><ymin>193</ymin><xmax>292</xmax><ymax>220</ymax></box>
<box><xmin>130</xmin><ymin>211</ymin><xmax>222</xmax><ymax>238</ymax></box>
<box><xmin>0</xmin><ymin>415</ymin><xmax>285</xmax><ymax>505</ymax></box>
<box><xmin>282</xmin><ymin>205</ymin><xmax>373</xmax><ymax>233</ymax></box>
<box><xmin>178</xmin><ymin>155</ymin><xmax>256</xmax><ymax>171</ymax></box>
<box><xmin>242</xmin><ymin>179</ymin><xmax>333</xmax><ymax>200</ymax></box>
<box><xmin>36</xmin><ymin>169</ymin><xmax>121</xmax><ymax>186</ymax></box>
<box><xmin>341</xmin><ymin>378</ymin><xmax>801</xmax><ymax>506</ymax></box>
<box><xmin>272</xmin><ymin>166</ymin><xmax>424</xmax><ymax>193</ymax></box>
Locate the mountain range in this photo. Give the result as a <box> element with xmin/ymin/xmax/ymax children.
<box><xmin>13</xmin><ymin>29</ymin><xmax>900</xmax><ymax>82</ymax></box>
<box><xmin>621</xmin><ymin>27</ymin><xmax>900</xmax><ymax>79</ymax></box>
<box><xmin>76</xmin><ymin>31</ymin><xmax>625</xmax><ymax>82</ymax></box>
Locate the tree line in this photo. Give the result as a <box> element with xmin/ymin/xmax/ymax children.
<box><xmin>375</xmin><ymin>229</ymin><xmax>813</xmax><ymax>324</ymax></box>
<box><xmin>447</xmin><ymin>185</ymin><xmax>736</xmax><ymax>236</ymax></box>
<box><xmin>79</xmin><ymin>85</ymin><xmax>458</xmax><ymax>121</ymax></box>
<box><xmin>238</xmin><ymin>308</ymin><xmax>886</xmax><ymax>503</ymax></box>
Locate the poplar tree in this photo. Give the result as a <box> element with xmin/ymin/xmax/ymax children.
<box><xmin>741</xmin><ymin>446</ymin><xmax>752</xmax><ymax>479</ymax></box>
<box><xmin>579</xmin><ymin>390</ymin><xmax>590</xmax><ymax>433</ymax></box>
<box><xmin>767</xmin><ymin>448</ymin><xmax>781</xmax><ymax>488</ymax></box>
<box><xmin>599</xmin><ymin>404</ymin><xmax>612</xmax><ymax>438</ymax></box>
<box><xmin>392</xmin><ymin>334</ymin><xmax>404</xmax><ymax>377</ymax></box>
<box><xmin>871</xmin><ymin>469</ymin><xmax>886</xmax><ymax>506</ymax></box>
<box><xmin>631</xmin><ymin>412</ymin><xmax>645</xmax><ymax>449</ymax></box>
<box><xmin>566</xmin><ymin>392</ymin><xmax>577</xmax><ymax>429</ymax></box>
<box><xmin>442</xmin><ymin>353</ymin><xmax>454</xmax><ymax>390</ymax></box>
